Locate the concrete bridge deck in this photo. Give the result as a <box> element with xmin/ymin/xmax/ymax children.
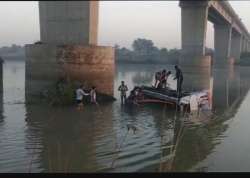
<box><xmin>180</xmin><ymin>0</ymin><xmax>250</xmax><ymax>67</ymax></box>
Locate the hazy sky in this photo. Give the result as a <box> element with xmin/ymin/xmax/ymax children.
<box><xmin>0</xmin><ymin>1</ymin><xmax>250</xmax><ymax>49</ymax></box>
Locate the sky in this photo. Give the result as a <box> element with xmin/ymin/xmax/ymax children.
<box><xmin>0</xmin><ymin>1</ymin><xmax>250</xmax><ymax>49</ymax></box>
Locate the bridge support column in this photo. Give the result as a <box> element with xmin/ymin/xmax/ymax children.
<box><xmin>25</xmin><ymin>1</ymin><xmax>115</xmax><ymax>101</ymax></box>
<box><xmin>244</xmin><ymin>39</ymin><xmax>247</xmax><ymax>52</ymax></box>
<box><xmin>179</xmin><ymin>1</ymin><xmax>211</xmax><ymax>67</ymax></box>
<box><xmin>230</xmin><ymin>33</ymin><xmax>242</xmax><ymax>62</ymax></box>
<box><xmin>0</xmin><ymin>60</ymin><xmax>2</xmax><ymax>115</ymax></box>
<box><xmin>246</xmin><ymin>41</ymin><xmax>249</xmax><ymax>52</ymax></box>
<box><xmin>245</xmin><ymin>39</ymin><xmax>248</xmax><ymax>52</ymax></box>
<box><xmin>214</xmin><ymin>24</ymin><xmax>232</xmax><ymax>66</ymax></box>
<box><xmin>241</xmin><ymin>38</ymin><xmax>247</xmax><ymax>53</ymax></box>
<box><xmin>240</xmin><ymin>38</ymin><xmax>244</xmax><ymax>53</ymax></box>
<box><xmin>39</xmin><ymin>1</ymin><xmax>98</xmax><ymax>45</ymax></box>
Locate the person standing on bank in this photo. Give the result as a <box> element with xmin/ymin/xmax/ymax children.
<box><xmin>173</xmin><ymin>65</ymin><xmax>183</xmax><ymax>98</ymax></box>
<box><xmin>118</xmin><ymin>81</ymin><xmax>128</xmax><ymax>105</ymax></box>
<box><xmin>76</xmin><ymin>84</ymin><xmax>90</xmax><ymax>110</ymax></box>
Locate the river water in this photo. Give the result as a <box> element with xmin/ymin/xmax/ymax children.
<box><xmin>1</xmin><ymin>59</ymin><xmax>250</xmax><ymax>172</ymax></box>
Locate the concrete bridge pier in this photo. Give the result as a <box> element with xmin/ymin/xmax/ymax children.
<box><xmin>214</xmin><ymin>24</ymin><xmax>232</xmax><ymax>66</ymax></box>
<box><xmin>244</xmin><ymin>39</ymin><xmax>248</xmax><ymax>52</ymax></box>
<box><xmin>246</xmin><ymin>41</ymin><xmax>249</xmax><ymax>52</ymax></box>
<box><xmin>0</xmin><ymin>60</ymin><xmax>2</xmax><ymax>115</ymax></box>
<box><xmin>179</xmin><ymin>1</ymin><xmax>211</xmax><ymax>68</ymax></box>
<box><xmin>25</xmin><ymin>1</ymin><xmax>115</xmax><ymax>101</ymax></box>
<box><xmin>245</xmin><ymin>40</ymin><xmax>249</xmax><ymax>52</ymax></box>
<box><xmin>241</xmin><ymin>38</ymin><xmax>244</xmax><ymax>53</ymax></box>
<box><xmin>230</xmin><ymin>32</ymin><xmax>242</xmax><ymax>62</ymax></box>
<box><xmin>241</xmin><ymin>38</ymin><xmax>248</xmax><ymax>53</ymax></box>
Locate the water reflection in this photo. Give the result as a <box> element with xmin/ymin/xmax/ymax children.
<box><xmin>181</xmin><ymin>66</ymin><xmax>211</xmax><ymax>92</ymax></box>
<box><xmin>1</xmin><ymin>61</ymin><xmax>250</xmax><ymax>172</ymax></box>
<box><xmin>114</xmin><ymin>64</ymin><xmax>250</xmax><ymax>172</ymax></box>
<box><xmin>170</xmin><ymin>66</ymin><xmax>250</xmax><ymax>171</ymax></box>
<box><xmin>0</xmin><ymin>61</ymin><xmax>3</xmax><ymax>123</ymax></box>
<box><xmin>0</xmin><ymin>60</ymin><xmax>28</xmax><ymax>172</ymax></box>
<box><xmin>24</xmin><ymin>103</ymin><xmax>117</xmax><ymax>172</ymax></box>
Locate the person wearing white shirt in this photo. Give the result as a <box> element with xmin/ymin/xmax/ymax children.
<box><xmin>90</xmin><ymin>86</ymin><xmax>98</xmax><ymax>105</ymax></box>
<box><xmin>76</xmin><ymin>85</ymin><xmax>89</xmax><ymax>110</ymax></box>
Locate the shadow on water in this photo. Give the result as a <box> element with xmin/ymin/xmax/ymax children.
<box><xmin>20</xmin><ymin>63</ymin><xmax>250</xmax><ymax>172</ymax></box>
<box><xmin>1</xmin><ymin>61</ymin><xmax>250</xmax><ymax>172</ymax></box>
<box><xmin>24</xmin><ymin>103</ymin><xmax>117</xmax><ymax>172</ymax></box>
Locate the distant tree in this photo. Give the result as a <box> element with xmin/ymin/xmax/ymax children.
<box><xmin>238</xmin><ymin>52</ymin><xmax>250</xmax><ymax>66</ymax></box>
<box><xmin>132</xmin><ymin>38</ymin><xmax>155</xmax><ymax>54</ymax></box>
<box><xmin>160</xmin><ymin>48</ymin><xmax>168</xmax><ymax>54</ymax></box>
<box><xmin>114</xmin><ymin>44</ymin><xmax>120</xmax><ymax>50</ymax></box>
<box><xmin>240</xmin><ymin>52</ymin><xmax>250</xmax><ymax>59</ymax></box>
<box><xmin>114</xmin><ymin>44</ymin><xmax>120</xmax><ymax>60</ymax></box>
<box><xmin>34</xmin><ymin>41</ymin><xmax>43</xmax><ymax>44</ymax></box>
<box><xmin>115</xmin><ymin>38</ymin><xmax>181</xmax><ymax>64</ymax></box>
<box><xmin>158</xmin><ymin>48</ymin><xmax>169</xmax><ymax>62</ymax></box>
<box><xmin>132</xmin><ymin>38</ymin><xmax>158</xmax><ymax>63</ymax></box>
<box><xmin>167</xmin><ymin>48</ymin><xmax>180</xmax><ymax>64</ymax></box>
<box><xmin>115</xmin><ymin>45</ymin><xmax>133</xmax><ymax>63</ymax></box>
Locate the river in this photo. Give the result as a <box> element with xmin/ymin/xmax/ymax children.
<box><xmin>0</xmin><ymin>59</ymin><xmax>250</xmax><ymax>172</ymax></box>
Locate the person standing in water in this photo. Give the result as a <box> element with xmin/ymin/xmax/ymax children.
<box><xmin>76</xmin><ymin>84</ymin><xmax>90</xmax><ymax>110</ymax></box>
<box><xmin>118</xmin><ymin>81</ymin><xmax>128</xmax><ymax>104</ymax></box>
<box><xmin>90</xmin><ymin>86</ymin><xmax>98</xmax><ymax>105</ymax></box>
<box><xmin>173</xmin><ymin>65</ymin><xmax>183</xmax><ymax>98</ymax></box>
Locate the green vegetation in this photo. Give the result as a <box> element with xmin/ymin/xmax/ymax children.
<box><xmin>236</xmin><ymin>52</ymin><xmax>250</xmax><ymax>66</ymax></box>
<box><xmin>40</xmin><ymin>79</ymin><xmax>116</xmax><ymax>106</ymax></box>
<box><xmin>42</xmin><ymin>79</ymin><xmax>77</xmax><ymax>106</ymax></box>
<box><xmin>115</xmin><ymin>38</ymin><xmax>214</xmax><ymax>64</ymax></box>
<box><xmin>0</xmin><ymin>44</ymin><xmax>25</xmax><ymax>57</ymax></box>
<box><xmin>115</xmin><ymin>38</ymin><xmax>180</xmax><ymax>64</ymax></box>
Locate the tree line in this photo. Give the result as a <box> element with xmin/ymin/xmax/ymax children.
<box><xmin>0</xmin><ymin>44</ymin><xmax>25</xmax><ymax>58</ymax></box>
<box><xmin>115</xmin><ymin>38</ymin><xmax>214</xmax><ymax>64</ymax></box>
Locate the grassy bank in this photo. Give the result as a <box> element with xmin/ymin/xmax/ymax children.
<box><xmin>28</xmin><ymin>79</ymin><xmax>116</xmax><ymax>106</ymax></box>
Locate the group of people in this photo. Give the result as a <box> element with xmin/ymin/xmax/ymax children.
<box><xmin>75</xmin><ymin>85</ymin><xmax>98</xmax><ymax>110</ymax></box>
<box><xmin>118</xmin><ymin>81</ymin><xmax>145</xmax><ymax>105</ymax></box>
<box><xmin>117</xmin><ymin>65</ymin><xmax>184</xmax><ymax>105</ymax></box>
<box><xmin>75</xmin><ymin>65</ymin><xmax>184</xmax><ymax>108</ymax></box>
<box><xmin>154</xmin><ymin>65</ymin><xmax>183</xmax><ymax>96</ymax></box>
<box><xmin>154</xmin><ymin>69</ymin><xmax>171</xmax><ymax>89</ymax></box>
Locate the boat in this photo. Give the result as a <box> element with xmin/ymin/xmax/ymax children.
<box><xmin>126</xmin><ymin>85</ymin><xmax>210</xmax><ymax>112</ymax></box>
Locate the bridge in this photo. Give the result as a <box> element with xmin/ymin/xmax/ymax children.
<box><xmin>180</xmin><ymin>0</ymin><xmax>250</xmax><ymax>66</ymax></box>
<box><xmin>24</xmin><ymin>1</ymin><xmax>250</xmax><ymax>97</ymax></box>
<box><xmin>37</xmin><ymin>1</ymin><xmax>250</xmax><ymax>64</ymax></box>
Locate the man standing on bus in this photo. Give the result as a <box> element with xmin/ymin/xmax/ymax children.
<box><xmin>173</xmin><ymin>65</ymin><xmax>183</xmax><ymax>98</ymax></box>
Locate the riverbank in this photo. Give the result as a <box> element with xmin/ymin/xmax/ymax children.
<box><xmin>235</xmin><ymin>57</ymin><xmax>250</xmax><ymax>66</ymax></box>
<box><xmin>0</xmin><ymin>55</ymin><xmax>26</xmax><ymax>61</ymax></box>
<box><xmin>116</xmin><ymin>60</ymin><xmax>177</xmax><ymax>65</ymax></box>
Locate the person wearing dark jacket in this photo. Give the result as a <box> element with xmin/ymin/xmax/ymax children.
<box><xmin>173</xmin><ymin>65</ymin><xmax>183</xmax><ymax>97</ymax></box>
